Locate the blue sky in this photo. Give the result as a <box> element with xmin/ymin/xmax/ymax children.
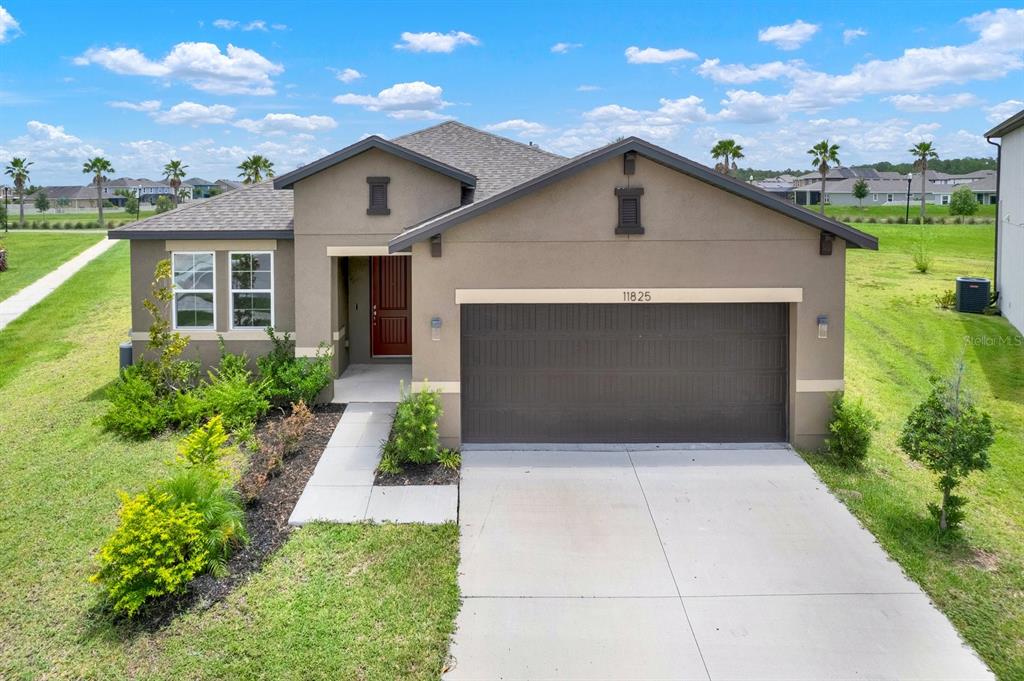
<box><xmin>1</xmin><ymin>1</ymin><xmax>1021</xmax><ymax>185</ymax></box>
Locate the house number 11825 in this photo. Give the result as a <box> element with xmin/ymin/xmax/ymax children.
<box><xmin>623</xmin><ymin>290</ymin><xmax>652</xmax><ymax>302</ymax></box>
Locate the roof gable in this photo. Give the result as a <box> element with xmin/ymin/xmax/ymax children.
<box><xmin>273</xmin><ymin>135</ymin><xmax>476</xmax><ymax>190</ymax></box>
<box><xmin>390</xmin><ymin>137</ymin><xmax>878</xmax><ymax>251</ymax></box>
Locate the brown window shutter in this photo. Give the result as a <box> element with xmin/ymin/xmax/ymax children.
<box><xmin>614</xmin><ymin>186</ymin><xmax>644</xmax><ymax>234</ymax></box>
<box><xmin>367</xmin><ymin>176</ymin><xmax>391</xmax><ymax>215</ymax></box>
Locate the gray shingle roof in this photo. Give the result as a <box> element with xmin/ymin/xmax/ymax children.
<box><xmin>392</xmin><ymin>121</ymin><xmax>567</xmax><ymax>199</ymax></box>
<box><xmin>109</xmin><ymin>181</ymin><xmax>293</xmax><ymax>239</ymax></box>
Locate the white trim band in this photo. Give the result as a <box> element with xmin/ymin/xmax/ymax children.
<box><xmin>796</xmin><ymin>379</ymin><xmax>845</xmax><ymax>392</ymax></box>
<box><xmin>411</xmin><ymin>381</ymin><xmax>460</xmax><ymax>394</ymax></box>
<box><xmin>166</xmin><ymin>239</ymin><xmax>277</xmax><ymax>251</ymax></box>
<box><xmin>129</xmin><ymin>329</ymin><xmax>285</xmax><ymax>342</ymax></box>
<box><xmin>295</xmin><ymin>345</ymin><xmax>334</xmax><ymax>358</ymax></box>
<box><xmin>325</xmin><ymin>246</ymin><xmax>411</xmax><ymax>257</ymax></box>
<box><xmin>455</xmin><ymin>287</ymin><xmax>804</xmax><ymax>305</ymax></box>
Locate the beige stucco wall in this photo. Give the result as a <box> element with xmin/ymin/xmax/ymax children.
<box><xmin>997</xmin><ymin>126</ymin><xmax>1024</xmax><ymax>333</ymax></box>
<box><xmin>128</xmin><ymin>238</ymin><xmax>295</xmax><ymax>369</ymax></box>
<box><xmin>409</xmin><ymin>154</ymin><xmax>848</xmax><ymax>448</ymax></box>
<box><xmin>291</xmin><ymin>148</ymin><xmax>463</xmax><ymax>381</ymax></box>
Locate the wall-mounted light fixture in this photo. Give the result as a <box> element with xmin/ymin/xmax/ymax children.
<box><xmin>817</xmin><ymin>314</ymin><xmax>829</xmax><ymax>339</ymax></box>
<box><xmin>431</xmin><ymin>316</ymin><xmax>442</xmax><ymax>341</ymax></box>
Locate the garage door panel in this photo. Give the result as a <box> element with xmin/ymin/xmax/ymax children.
<box><xmin>461</xmin><ymin>303</ymin><xmax>788</xmax><ymax>443</ymax></box>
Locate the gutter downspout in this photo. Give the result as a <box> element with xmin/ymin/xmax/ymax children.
<box><xmin>987</xmin><ymin>136</ymin><xmax>1001</xmax><ymax>299</ymax></box>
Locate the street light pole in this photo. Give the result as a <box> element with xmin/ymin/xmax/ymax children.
<box><xmin>905</xmin><ymin>173</ymin><xmax>912</xmax><ymax>224</ymax></box>
<box><xmin>136</xmin><ymin>184</ymin><xmax>142</xmax><ymax>221</ymax></box>
<box><xmin>3</xmin><ymin>187</ymin><xmax>8</xmax><ymax>233</ymax></box>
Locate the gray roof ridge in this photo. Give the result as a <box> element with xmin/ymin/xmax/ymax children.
<box><xmin>393</xmin><ymin>119</ymin><xmax>567</xmax><ymax>161</ymax></box>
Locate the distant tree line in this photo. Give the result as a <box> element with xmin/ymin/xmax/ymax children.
<box><xmin>736</xmin><ymin>156</ymin><xmax>995</xmax><ymax>179</ymax></box>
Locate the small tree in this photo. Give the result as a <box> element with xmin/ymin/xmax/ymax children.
<box><xmin>34</xmin><ymin>191</ymin><xmax>50</xmax><ymax>213</ymax></box>
<box><xmin>155</xmin><ymin>195</ymin><xmax>173</xmax><ymax>213</ymax></box>
<box><xmin>897</xmin><ymin>359</ymin><xmax>994</xmax><ymax>533</ymax></box>
<box><xmin>124</xmin><ymin>193</ymin><xmax>139</xmax><ymax>217</ymax></box>
<box><xmin>852</xmin><ymin>178</ymin><xmax>869</xmax><ymax>208</ymax></box>
<box><xmin>143</xmin><ymin>259</ymin><xmax>195</xmax><ymax>392</ymax></box>
<box><xmin>948</xmin><ymin>185</ymin><xmax>978</xmax><ymax>223</ymax></box>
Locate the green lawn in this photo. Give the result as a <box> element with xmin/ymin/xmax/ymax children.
<box><xmin>0</xmin><ymin>231</ymin><xmax>104</xmax><ymax>302</ymax></box>
<box><xmin>0</xmin><ymin>242</ymin><xmax>460</xmax><ymax>679</ymax></box>
<box><xmin>821</xmin><ymin>203</ymin><xmax>996</xmax><ymax>220</ymax></box>
<box><xmin>804</xmin><ymin>223</ymin><xmax>1023</xmax><ymax>678</ymax></box>
<box><xmin>6</xmin><ymin>209</ymin><xmax>157</xmax><ymax>227</ymax></box>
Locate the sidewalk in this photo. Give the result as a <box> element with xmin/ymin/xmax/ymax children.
<box><xmin>0</xmin><ymin>237</ymin><xmax>117</xmax><ymax>331</ymax></box>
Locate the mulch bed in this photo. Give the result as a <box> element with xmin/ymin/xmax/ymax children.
<box><xmin>129</xmin><ymin>403</ymin><xmax>344</xmax><ymax>631</ymax></box>
<box><xmin>374</xmin><ymin>462</ymin><xmax>459</xmax><ymax>486</ymax></box>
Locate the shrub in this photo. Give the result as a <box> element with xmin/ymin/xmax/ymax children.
<box><xmin>865</xmin><ymin>216</ymin><xmax>877</xmax><ymax>224</ymax></box>
<box><xmin>199</xmin><ymin>362</ymin><xmax>269</xmax><ymax>432</ymax></box>
<box><xmin>935</xmin><ymin>289</ymin><xmax>956</xmax><ymax>310</ymax></box>
<box><xmin>825</xmin><ymin>392</ymin><xmax>878</xmax><ymax>464</ymax></box>
<box><xmin>385</xmin><ymin>382</ymin><xmax>442</xmax><ymax>467</ymax></box>
<box><xmin>256</xmin><ymin>328</ymin><xmax>332</xmax><ymax>406</ymax></box>
<box><xmin>170</xmin><ymin>389</ymin><xmax>208</xmax><ymax>430</ymax></box>
<box><xmin>90</xmin><ymin>490</ymin><xmax>208</xmax><ymax>617</ymax></box>
<box><xmin>100</xmin><ymin>366</ymin><xmax>171</xmax><ymax>439</ymax></box>
<box><xmin>438</xmin><ymin>448</ymin><xmax>461</xmax><ymax>470</ymax></box>
<box><xmin>897</xmin><ymin>360</ymin><xmax>995</xmax><ymax>533</ymax></box>
<box><xmin>949</xmin><ymin>185</ymin><xmax>979</xmax><ymax>220</ymax></box>
<box><xmin>270</xmin><ymin>400</ymin><xmax>314</xmax><ymax>457</ymax></box>
<box><xmin>912</xmin><ymin>227</ymin><xmax>933</xmax><ymax>273</ymax></box>
<box><xmin>177</xmin><ymin>414</ymin><xmax>233</xmax><ymax>469</ymax></box>
<box><xmin>153</xmin><ymin>467</ymin><xmax>248</xmax><ymax>575</ymax></box>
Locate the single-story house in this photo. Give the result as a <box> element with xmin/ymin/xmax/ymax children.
<box><xmin>987</xmin><ymin>108</ymin><xmax>1024</xmax><ymax>334</ymax></box>
<box><xmin>186</xmin><ymin>177</ymin><xmax>219</xmax><ymax>198</ymax></box>
<box><xmin>110</xmin><ymin>121</ymin><xmax>877</xmax><ymax>449</ymax></box>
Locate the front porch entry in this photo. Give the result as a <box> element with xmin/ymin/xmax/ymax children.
<box><xmin>332</xmin><ymin>363</ymin><xmax>411</xmax><ymax>404</ymax></box>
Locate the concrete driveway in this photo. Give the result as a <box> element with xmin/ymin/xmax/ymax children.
<box><xmin>445</xmin><ymin>446</ymin><xmax>993</xmax><ymax>681</ymax></box>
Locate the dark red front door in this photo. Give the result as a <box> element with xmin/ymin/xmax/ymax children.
<box><xmin>371</xmin><ymin>256</ymin><xmax>412</xmax><ymax>356</ymax></box>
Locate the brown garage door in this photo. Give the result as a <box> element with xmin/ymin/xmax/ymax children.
<box><xmin>461</xmin><ymin>303</ymin><xmax>788</xmax><ymax>443</ymax></box>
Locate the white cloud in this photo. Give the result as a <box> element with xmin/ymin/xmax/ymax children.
<box><xmin>963</xmin><ymin>7</ymin><xmax>1024</xmax><ymax>49</ymax></box>
<box><xmin>758</xmin><ymin>19</ymin><xmax>820</xmax><ymax>50</ymax></box>
<box><xmin>843</xmin><ymin>28</ymin><xmax>867</xmax><ymax>44</ymax></box>
<box><xmin>485</xmin><ymin>119</ymin><xmax>549</xmax><ymax>137</ymax></box>
<box><xmin>108</xmin><ymin>99</ymin><xmax>162</xmax><ymax>112</ymax></box>
<box><xmin>213</xmin><ymin>18</ymin><xmax>285</xmax><ymax>31</ymax></box>
<box><xmin>577</xmin><ymin>84</ymin><xmax>601</xmax><ymax>92</ymax></box>
<box><xmin>394</xmin><ymin>31</ymin><xmax>479</xmax><ymax>53</ymax></box>
<box><xmin>0</xmin><ymin>121</ymin><xmax>103</xmax><ymax>177</ymax></box>
<box><xmin>335</xmin><ymin>67</ymin><xmax>365</xmax><ymax>83</ymax></box>
<box><xmin>116</xmin><ymin>136</ymin><xmax>326</xmax><ymax>182</ymax></box>
<box><xmin>987</xmin><ymin>99</ymin><xmax>1024</xmax><ymax>124</ymax></box>
<box><xmin>551</xmin><ymin>42</ymin><xmax>582</xmax><ymax>54</ymax></box>
<box><xmin>624</xmin><ymin>46</ymin><xmax>697</xmax><ymax>64</ymax></box>
<box><xmin>714</xmin><ymin>90</ymin><xmax>797</xmax><ymax>124</ymax></box>
<box><xmin>151</xmin><ymin>101</ymin><xmax>237</xmax><ymax>126</ymax></box>
<box><xmin>334</xmin><ymin>81</ymin><xmax>451</xmax><ymax>119</ymax></box>
<box><xmin>234</xmin><ymin>113</ymin><xmax>337</xmax><ymax>134</ymax></box>
<box><xmin>696</xmin><ymin>58</ymin><xmax>806</xmax><ymax>84</ymax></box>
<box><xmin>885</xmin><ymin>92</ymin><xmax>979</xmax><ymax>112</ymax></box>
<box><xmin>73</xmin><ymin>42</ymin><xmax>284</xmax><ymax>95</ymax></box>
<box><xmin>547</xmin><ymin>96</ymin><xmax>708</xmax><ymax>154</ymax></box>
<box><xmin>0</xmin><ymin>5</ymin><xmax>21</xmax><ymax>43</ymax></box>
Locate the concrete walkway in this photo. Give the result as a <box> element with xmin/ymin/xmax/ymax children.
<box><xmin>0</xmin><ymin>237</ymin><xmax>117</xmax><ymax>331</ymax></box>
<box><xmin>289</xmin><ymin>402</ymin><xmax>458</xmax><ymax>525</ymax></box>
<box><xmin>445</xmin><ymin>447</ymin><xmax>993</xmax><ymax>680</ymax></box>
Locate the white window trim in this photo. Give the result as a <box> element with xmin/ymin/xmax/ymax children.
<box><xmin>886</xmin><ymin>193</ymin><xmax>894</xmax><ymax>202</ymax></box>
<box><xmin>171</xmin><ymin>251</ymin><xmax>216</xmax><ymax>331</ymax></box>
<box><xmin>229</xmin><ymin>250</ymin><xmax>275</xmax><ymax>330</ymax></box>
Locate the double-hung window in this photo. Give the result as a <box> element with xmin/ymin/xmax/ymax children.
<box><xmin>172</xmin><ymin>252</ymin><xmax>215</xmax><ymax>330</ymax></box>
<box><xmin>230</xmin><ymin>251</ymin><xmax>274</xmax><ymax>329</ymax></box>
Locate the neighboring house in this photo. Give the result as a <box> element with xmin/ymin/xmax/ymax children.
<box><xmin>215</xmin><ymin>179</ymin><xmax>243</xmax><ymax>192</ymax></box>
<box><xmin>987</xmin><ymin>108</ymin><xmax>1024</xmax><ymax>334</ymax></box>
<box><xmin>795</xmin><ymin>177</ymin><xmax>933</xmax><ymax>207</ymax></box>
<box><xmin>752</xmin><ymin>178</ymin><xmax>795</xmax><ymax>201</ymax></box>
<box><xmin>110</xmin><ymin>121</ymin><xmax>877</xmax><ymax>449</ymax></box>
<box><xmin>792</xmin><ymin>166</ymin><xmax>885</xmax><ymax>187</ymax></box>
<box><xmin>105</xmin><ymin>178</ymin><xmax>183</xmax><ymax>206</ymax></box>
<box><xmin>39</xmin><ymin>185</ymin><xmax>98</xmax><ymax>210</ymax></box>
<box><xmin>186</xmin><ymin>177</ymin><xmax>219</xmax><ymax>198</ymax></box>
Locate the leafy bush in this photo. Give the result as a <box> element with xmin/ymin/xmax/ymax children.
<box><xmin>935</xmin><ymin>289</ymin><xmax>956</xmax><ymax>310</ymax></box>
<box><xmin>156</xmin><ymin>195</ymin><xmax>173</xmax><ymax>213</ymax></box>
<box><xmin>153</xmin><ymin>467</ymin><xmax>248</xmax><ymax>575</ymax></box>
<box><xmin>90</xmin><ymin>490</ymin><xmax>208</xmax><ymax>617</ymax></box>
<box><xmin>198</xmin><ymin>361</ymin><xmax>269</xmax><ymax>432</ymax></box>
<box><xmin>380</xmin><ymin>382</ymin><xmax>442</xmax><ymax>469</ymax></box>
<box><xmin>825</xmin><ymin>392</ymin><xmax>878</xmax><ymax>464</ymax></box>
<box><xmin>256</xmin><ymin>328</ymin><xmax>332</xmax><ymax>406</ymax></box>
<box><xmin>100</xmin><ymin>366</ymin><xmax>171</xmax><ymax>439</ymax></box>
<box><xmin>438</xmin><ymin>448</ymin><xmax>461</xmax><ymax>470</ymax></box>
<box><xmin>897</xmin><ymin>361</ymin><xmax>995</xmax><ymax>533</ymax></box>
<box><xmin>949</xmin><ymin>185</ymin><xmax>979</xmax><ymax>220</ymax></box>
<box><xmin>177</xmin><ymin>414</ymin><xmax>233</xmax><ymax>469</ymax></box>
<box><xmin>270</xmin><ymin>400</ymin><xmax>314</xmax><ymax>457</ymax></box>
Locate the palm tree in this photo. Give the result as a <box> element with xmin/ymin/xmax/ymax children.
<box><xmin>710</xmin><ymin>139</ymin><xmax>744</xmax><ymax>175</ymax></box>
<box><xmin>4</xmin><ymin>157</ymin><xmax>32</xmax><ymax>228</ymax></box>
<box><xmin>807</xmin><ymin>140</ymin><xmax>841</xmax><ymax>215</ymax></box>
<box><xmin>82</xmin><ymin>157</ymin><xmax>115</xmax><ymax>228</ymax></box>
<box><xmin>908</xmin><ymin>141</ymin><xmax>938</xmax><ymax>223</ymax></box>
<box><xmin>237</xmin><ymin>155</ymin><xmax>275</xmax><ymax>184</ymax></box>
<box><xmin>163</xmin><ymin>159</ymin><xmax>189</xmax><ymax>207</ymax></box>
